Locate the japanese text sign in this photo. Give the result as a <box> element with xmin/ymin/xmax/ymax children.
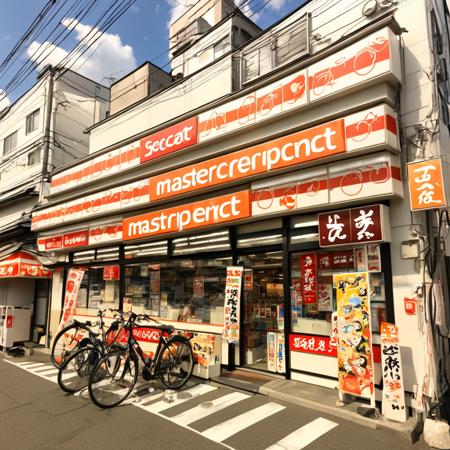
<box><xmin>300</xmin><ymin>253</ymin><xmax>317</xmax><ymax>304</ymax></box>
<box><xmin>319</xmin><ymin>204</ymin><xmax>388</xmax><ymax>247</ymax></box>
<box><xmin>334</xmin><ymin>272</ymin><xmax>374</xmax><ymax>399</ymax></box>
<box><xmin>407</xmin><ymin>158</ymin><xmax>447</xmax><ymax>210</ymax></box>
<box><xmin>223</xmin><ymin>266</ymin><xmax>243</xmax><ymax>343</ymax></box>
<box><xmin>103</xmin><ymin>265</ymin><xmax>120</xmax><ymax>281</ymax></box>
<box><xmin>381</xmin><ymin>322</ymin><xmax>407</xmax><ymax>422</ymax></box>
<box><xmin>289</xmin><ymin>334</ymin><xmax>337</xmax><ymax>356</ymax></box>
<box><xmin>58</xmin><ymin>268</ymin><xmax>85</xmax><ymax>332</ymax></box>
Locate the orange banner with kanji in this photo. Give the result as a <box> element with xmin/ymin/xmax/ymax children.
<box><xmin>407</xmin><ymin>158</ymin><xmax>447</xmax><ymax>210</ymax></box>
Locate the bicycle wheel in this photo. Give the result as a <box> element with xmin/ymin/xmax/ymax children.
<box><xmin>58</xmin><ymin>346</ymin><xmax>101</xmax><ymax>394</ymax></box>
<box><xmin>51</xmin><ymin>323</ymin><xmax>89</xmax><ymax>368</ymax></box>
<box><xmin>159</xmin><ymin>337</ymin><xmax>195</xmax><ymax>390</ymax></box>
<box><xmin>88</xmin><ymin>349</ymin><xmax>138</xmax><ymax>409</ymax></box>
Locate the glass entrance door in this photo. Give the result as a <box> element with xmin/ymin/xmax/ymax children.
<box><xmin>238</xmin><ymin>252</ymin><xmax>285</xmax><ymax>373</ymax></box>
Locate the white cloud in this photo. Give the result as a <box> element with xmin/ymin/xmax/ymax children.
<box><xmin>269</xmin><ymin>0</ymin><xmax>287</xmax><ymax>11</ymax></box>
<box><xmin>130</xmin><ymin>4</ymin><xmax>140</xmax><ymax>13</ymax></box>
<box><xmin>165</xmin><ymin>0</ymin><xmax>196</xmax><ymax>25</ymax></box>
<box><xmin>26</xmin><ymin>18</ymin><xmax>136</xmax><ymax>84</ymax></box>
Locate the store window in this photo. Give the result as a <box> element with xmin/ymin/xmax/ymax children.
<box><xmin>124</xmin><ymin>257</ymin><xmax>231</xmax><ymax>324</ymax></box>
<box><xmin>75</xmin><ymin>265</ymin><xmax>120</xmax><ymax>314</ymax></box>
<box><xmin>291</xmin><ymin>245</ymin><xmax>386</xmax><ymax>337</ymax></box>
<box><xmin>238</xmin><ymin>252</ymin><xmax>285</xmax><ymax>373</ymax></box>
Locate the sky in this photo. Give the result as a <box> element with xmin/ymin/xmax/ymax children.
<box><xmin>0</xmin><ymin>0</ymin><xmax>305</xmax><ymax>106</ymax></box>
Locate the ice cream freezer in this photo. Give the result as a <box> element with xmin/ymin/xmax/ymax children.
<box><xmin>0</xmin><ymin>305</ymin><xmax>32</xmax><ymax>348</ymax></box>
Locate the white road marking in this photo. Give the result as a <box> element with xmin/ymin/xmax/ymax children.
<box><xmin>32</xmin><ymin>368</ymin><xmax>59</xmax><ymax>376</ymax></box>
<box><xmin>265</xmin><ymin>417</ymin><xmax>338</xmax><ymax>450</ymax></box>
<box><xmin>172</xmin><ymin>392</ymin><xmax>250</xmax><ymax>425</ymax></box>
<box><xmin>133</xmin><ymin>391</ymin><xmax>164</xmax><ymax>404</ymax></box>
<box><xmin>16</xmin><ymin>362</ymin><xmax>45</xmax><ymax>369</ymax></box>
<box><xmin>139</xmin><ymin>384</ymin><xmax>217</xmax><ymax>413</ymax></box>
<box><xmin>202</xmin><ymin>402</ymin><xmax>286</xmax><ymax>442</ymax></box>
<box><xmin>14</xmin><ymin>361</ymin><xmax>44</xmax><ymax>367</ymax></box>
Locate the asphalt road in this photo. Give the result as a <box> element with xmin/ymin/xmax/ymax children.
<box><xmin>0</xmin><ymin>354</ymin><xmax>433</xmax><ymax>450</ymax></box>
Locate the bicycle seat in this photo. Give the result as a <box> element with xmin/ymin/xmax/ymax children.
<box><xmin>157</xmin><ymin>325</ymin><xmax>174</xmax><ymax>334</ymax></box>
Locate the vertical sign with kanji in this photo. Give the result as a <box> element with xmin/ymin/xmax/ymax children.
<box><xmin>407</xmin><ymin>158</ymin><xmax>447</xmax><ymax>210</ymax></box>
<box><xmin>223</xmin><ymin>266</ymin><xmax>243</xmax><ymax>343</ymax></box>
<box><xmin>300</xmin><ymin>253</ymin><xmax>317</xmax><ymax>304</ymax></box>
<box><xmin>334</xmin><ymin>272</ymin><xmax>374</xmax><ymax>399</ymax></box>
<box><xmin>58</xmin><ymin>268</ymin><xmax>85</xmax><ymax>332</ymax></box>
<box><xmin>381</xmin><ymin>322</ymin><xmax>407</xmax><ymax>422</ymax></box>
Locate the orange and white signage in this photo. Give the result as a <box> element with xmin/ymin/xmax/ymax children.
<box><xmin>140</xmin><ymin>117</ymin><xmax>197</xmax><ymax>163</ymax></box>
<box><xmin>150</xmin><ymin>120</ymin><xmax>346</xmax><ymax>201</ymax></box>
<box><xmin>58</xmin><ymin>268</ymin><xmax>85</xmax><ymax>332</ymax></box>
<box><xmin>407</xmin><ymin>158</ymin><xmax>447</xmax><ymax>210</ymax></box>
<box><xmin>123</xmin><ymin>191</ymin><xmax>250</xmax><ymax>240</ymax></box>
<box><xmin>0</xmin><ymin>251</ymin><xmax>52</xmax><ymax>279</ymax></box>
<box><xmin>308</xmin><ymin>27</ymin><xmax>400</xmax><ymax>102</ymax></box>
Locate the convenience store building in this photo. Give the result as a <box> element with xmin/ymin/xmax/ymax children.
<box><xmin>31</xmin><ymin>0</ymin><xmax>450</xmax><ymax>415</ymax></box>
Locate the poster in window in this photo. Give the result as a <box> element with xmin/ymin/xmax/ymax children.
<box><xmin>244</xmin><ymin>270</ymin><xmax>253</xmax><ymax>291</ymax></box>
<box><xmin>193</xmin><ymin>275</ymin><xmax>205</xmax><ymax>298</ymax></box>
<box><xmin>267</xmin><ymin>332</ymin><xmax>277</xmax><ymax>372</ymax></box>
<box><xmin>223</xmin><ymin>266</ymin><xmax>243</xmax><ymax>343</ymax></box>
<box><xmin>150</xmin><ymin>270</ymin><xmax>160</xmax><ymax>295</ymax></box>
<box><xmin>355</xmin><ymin>247</ymin><xmax>367</xmax><ymax>272</ymax></box>
<box><xmin>300</xmin><ymin>253</ymin><xmax>317</xmax><ymax>304</ymax></box>
<box><xmin>317</xmin><ymin>282</ymin><xmax>333</xmax><ymax>311</ymax></box>
<box><xmin>366</xmin><ymin>244</ymin><xmax>381</xmax><ymax>272</ymax></box>
<box><xmin>381</xmin><ymin>322</ymin><xmax>407</xmax><ymax>422</ymax></box>
<box><xmin>334</xmin><ymin>272</ymin><xmax>374</xmax><ymax>399</ymax></box>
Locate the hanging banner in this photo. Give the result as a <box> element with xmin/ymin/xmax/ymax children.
<box><xmin>223</xmin><ymin>266</ymin><xmax>243</xmax><ymax>343</ymax></box>
<box><xmin>244</xmin><ymin>270</ymin><xmax>253</xmax><ymax>291</ymax></box>
<box><xmin>407</xmin><ymin>158</ymin><xmax>447</xmax><ymax>210</ymax></box>
<box><xmin>300</xmin><ymin>253</ymin><xmax>317</xmax><ymax>304</ymax></box>
<box><xmin>381</xmin><ymin>322</ymin><xmax>407</xmax><ymax>422</ymax></box>
<box><xmin>58</xmin><ymin>268</ymin><xmax>85</xmax><ymax>332</ymax></box>
<box><xmin>103</xmin><ymin>265</ymin><xmax>119</xmax><ymax>281</ymax></box>
<box><xmin>334</xmin><ymin>272</ymin><xmax>374</xmax><ymax>398</ymax></box>
<box><xmin>277</xmin><ymin>332</ymin><xmax>286</xmax><ymax>374</ymax></box>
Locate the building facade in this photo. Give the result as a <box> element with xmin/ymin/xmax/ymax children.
<box><xmin>0</xmin><ymin>67</ymin><xmax>109</xmax><ymax>346</ymax></box>
<box><xmin>32</xmin><ymin>0</ymin><xmax>450</xmax><ymax>418</ymax></box>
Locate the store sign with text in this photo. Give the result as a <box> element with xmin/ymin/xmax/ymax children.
<box><xmin>140</xmin><ymin>117</ymin><xmax>198</xmax><ymax>164</ymax></box>
<box><xmin>407</xmin><ymin>158</ymin><xmax>447</xmax><ymax>211</ymax></box>
<box><xmin>123</xmin><ymin>191</ymin><xmax>250</xmax><ymax>240</ymax></box>
<box><xmin>318</xmin><ymin>204</ymin><xmax>390</xmax><ymax>247</ymax></box>
<box><xmin>300</xmin><ymin>253</ymin><xmax>317</xmax><ymax>304</ymax></box>
<box><xmin>103</xmin><ymin>265</ymin><xmax>120</xmax><ymax>281</ymax></box>
<box><xmin>58</xmin><ymin>268</ymin><xmax>85</xmax><ymax>332</ymax></box>
<box><xmin>150</xmin><ymin>119</ymin><xmax>346</xmax><ymax>201</ymax></box>
<box><xmin>289</xmin><ymin>333</ymin><xmax>381</xmax><ymax>362</ymax></box>
<box><xmin>223</xmin><ymin>266</ymin><xmax>243</xmax><ymax>343</ymax></box>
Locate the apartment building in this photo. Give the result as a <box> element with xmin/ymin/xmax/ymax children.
<box><xmin>32</xmin><ymin>0</ymin><xmax>450</xmax><ymax>420</ymax></box>
<box><xmin>0</xmin><ymin>67</ymin><xmax>109</xmax><ymax>345</ymax></box>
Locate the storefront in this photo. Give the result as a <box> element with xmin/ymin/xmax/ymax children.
<box><xmin>32</xmin><ymin>24</ymin><xmax>405</xmax><ymax>391</ymax></box>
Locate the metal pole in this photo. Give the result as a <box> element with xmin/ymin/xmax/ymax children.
<box><xmin>40</xmin><ymin>66</ymin><xmax>55</xmax><ymax>200</ymax></box>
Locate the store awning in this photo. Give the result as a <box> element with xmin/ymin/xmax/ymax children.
<box><xmin>0</xmin><ymin>250</ymin><xmax>52</xmax><ymax>278</ymax></box>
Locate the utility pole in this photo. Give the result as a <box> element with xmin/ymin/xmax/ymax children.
<box><xmin>39</xmin><ymin>65</ymin><xmax>55</xmax><ymax>200</ymax></box>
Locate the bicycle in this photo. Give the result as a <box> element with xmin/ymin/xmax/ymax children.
<box><xmin>88</xmin><ymin>312</ymin><xmax>195</xmax><ymax>409</ymax></box>
<box><xmin>51</xmin><ymin>308</ymin><xmax>123</xmax><ymax>368</ymax></box>
<box><xmin>57</xmin><ymin>310</ymin><xmax>126</xmax><ymax>394</ymax></box>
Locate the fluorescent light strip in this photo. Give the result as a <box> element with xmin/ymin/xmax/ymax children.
<box><xmin>238</xmin><ymin>234</ymin><xmax>282</xmax><ymax>244</ymax></box>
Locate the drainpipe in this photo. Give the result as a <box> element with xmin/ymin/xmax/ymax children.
<box><xmin>39</xmin><ymin>65</ymin><xmax>55</xmax><ymax>200</ymax></box>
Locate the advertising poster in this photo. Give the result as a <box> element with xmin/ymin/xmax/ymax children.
<box><xmin>355</xmin><ymin>246</ymin><xmax>367</xmax><ymax>272</ymax></box>
<box><xmin>381</xmin><ymin>322</ymin><xmax>407</xmax><ymax>422</ymax></box>
<box><xmin>334</xmin><ymin>272</ymin><xmax>374</xmax><ymax>399</ymax></box>
<box><xmin>103</xmin><ymin>265</ymin><xmax>119</xmax><ymax>281</ymax></box>
<box><xmin>244</xmin><ymin>270</ymin><xmax>253</xmax><ymax>291</ymax></box>
<box><xmin>223</xmin><ymin>266</ymin><xmax>243</xmax><ymax>343</ymax></box>
<box><xmin>267</xmin><ymin>332</ymin><xmax>277</xmax><ymax>372</ymax></box>
<box><xmin>317</xmin><ymin>283</ymin><xmax>333</xmax><ymax>311</ymax></box>
<box><xmin>366</xmin><ymin>244</ymin><xmax>381</xmax><ymax>272</ymax></box>
<box><xmin>277</xmin><ymin>332</ymin><xmax>285</xmax><ymax>374</ymax></box>
<box><xmin>58</xmin><ymin>268</ymin><xmax>85</xmax><ymax>332</ymax></box>
<box><xmin>150</xmin><ymin>270</ymin><xmax>160</xmax><ymax>295</ymax></box>
<box><xmin>191</xmin><ymin>333</ymin><xmax>217</xmax><ymax>368</ymax></box>
<box><xmin>193</xmin><ymin>275</ymin><xmax>205</xmax><ymax>298</ymax></box>
<box><xmin>300</xmin><ymin>253</ymin><xmax>317</xmax><ymax>304</ymax></box>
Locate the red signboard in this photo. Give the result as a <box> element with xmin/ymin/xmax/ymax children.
<box><xmin>132</xmin><ymin>328</ymin><xmax>161</xmax><ymax>343</ymax></box>
<box><xmin>6</xmin><ymin>315</ymin><xmax>13</xmax><ymax>328</ymax></box>
<box><xmin>289</xmin><ymin>333</ymin><xmax>381</xmax><ymax>363</ymax></box>
<box><xmin>63</xmin><ymin>231</ymin><xmax>89</xmax><ymax>248</ymax></box>
<box><xmin>140</xmin><ymin>117</ymin><xmax>198</xmax><ymax>164</ymax></box>
<box><xmin>45</xmin><ymin>236</ymin><xmax>63</xmax><ymax>250</ymax></box>
<box><xmin>103</xmin><ymin>265</ymin><xmax>120</xmax><ymax>281</ymax></box>
<box><xmin>300</xmin><ymin>253</ymin><xmax>317</xmax><ymax>304</ymax></box>
<box><xmin>318</xmin><ymin>204</ymin><xmax>386</xmax><ymax>247</ymax></box>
